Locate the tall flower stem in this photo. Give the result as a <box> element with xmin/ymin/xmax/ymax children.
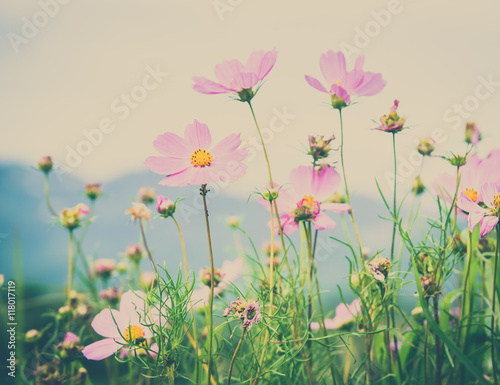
<box><xmin>459</xmin><ymin>231</ymin><xmax>474</xmax><ymax>348</ymax></box>
<box><xmin>67</xmin><ymin>230</ymin><xmax>74</xmax><ymax>309</ymax></box>
<box><xmin>200</xmin><ymin>185</ymin><xmax>215</xmax><ymax>385</ymax></box>
<box><xmin>44</xmin><ymin>174</ymin><xmax>57</xmax><ymax>216</ymax></box>
<box><xmin>338</xmin><ymin>109</ymin><xmax>363</xmax><ymax>256</ymax></box>
<box><xmin>227</xmin><ymin>328</ymin><xmax>247</xmax><ymax>385</ymax></box>
<box><xmin>434</xmin><ymin>296</ymin><xmax>442</xmax><ymax>385</ymax></box>
<box><xmin>491</xmin><ymin>224</ymin><xmax>500</xmax><ymax>385</ymax></box>
<box><xmin>172</xmin><ymin>216</ymin><xmax>199</xmax><ymax>383</ymax></box>
<box><xmin>390</xmin><ymin>132</ymin><xmax>397</xmax><ymax>262</ymax></box>
<box><xmin>138</xmin><ymin>218</ymin><xmax>158</xmax><ymax>275</ymax></box>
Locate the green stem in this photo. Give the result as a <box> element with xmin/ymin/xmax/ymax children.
<box><xmin>44</xmin><ymin>174</ymin><xmax>57</xmax><ymax>216</ymax></box>
<box><xmin>390</xmin><ymin>132</ymin><xmax>397</xmax><ymax>262</ymax></box>
<box><xmin>139</xmin><ymin>217</ymin><xmax>158</xmax><ymax>275</ymax></box>
<box><xmin>227</xmin><ymin>329</ymin><xmax>247</xmax><ymax>385</ymax></box>
<box><xmin>67</xmin><ymin>230</ymin><xmax>74</xmax><ymax>328</ymax></box>
<box><xmin>201</xmin><ymin>185</ymin><xmax>215</xmax><ymax>385</ymax></box>
<box><xmin>434</xmin><ymin>297</ymin><xmax>442</xmax><ymax>385</ymax></box>
<box><xmin>492</xmin><ymin>225</ymin><xmax>500</xmax><ymax>385</ymax></box>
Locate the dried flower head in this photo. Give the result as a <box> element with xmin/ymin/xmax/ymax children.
<box><xmin>223</xmin><ymin>298</ymin><xmax>262</xmax><ymax>330</ymax></box>
<box><xmin>308</xmin><ymin>135</ymin><xmax>335</xmax><ymax>162</ymax></box>
<box><xmin>368</xmin><ymin>257</ymin><xmax>391</xmax><ymax>282</ymax></box>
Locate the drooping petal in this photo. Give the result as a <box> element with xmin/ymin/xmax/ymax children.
<box><xmin>305</xmin><ymin>75</ymin><xmax>328</xmax><ymax>93</ymax></box>
<box><xmin>144</xmin><ymin>156</ymin><xmax>190</xmax><ymax>175</ymax></box>
<box><xmin>91</xmin><ymin>309</ymin><xmax>127</xmax><ymax>339</ymax></box>
<box><xmin>153</xmin><ymin>132</ymin><xmax>190</xmax><ymax>158</ymax></box>
<box><xmin>457</xmin><ymin>192</ymin><xmax>482</xmax><ymax>213</ymax></box>
<box><xmin>479</xmin><ymin>216</ymin><xmax>499</xmax><ymax>238</ymax></box>
<box><xmin>313</xmin><ymin>212</ymin><xmax>337</xmax><ymax>230</ymax></box>
<box><xmin>320</xmin><ymin>51</ymin><xmax>346</xmax><ymax>85</ymax></box>
<box><xmin>82</xmin><ymin>338</ymin><xmax>121</xmax><ymax>360</ymax></box>
<box><xmin>192</xmin><ymin>77</ymin><xmax>234</xmax><ymax>94</ymax></box>
<box><xmin>185</xmin><ymin>120</ymin><xmax>212</xmax><ymax>149</ymax></box>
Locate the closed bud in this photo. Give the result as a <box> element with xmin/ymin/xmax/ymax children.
<box><xmin>331</xmin><ymin>94</ymin><xmax>347</xmax><ymax>110</ymax></box>
<box><xmin>263</xmin><ymin>188</ymin><xmax>279</xmax><ymax>202</ymax></box>
<box><xmin>156</xmin><ymin>195</ymin><xmax>176</xmax><ymax>217</ymax></box>
<box><xmin>465</xmin><ymin>122</ymin><xmax>481</xmax><ymax>145</ymax></box>
<box><xmin>126</xmin><ymin>244</ymin><xmax>143</xmax><ymax>263</ymax></box>
<box><xmin>38</xmin><ymin>156</ymin><xmax>53</xmax><ymax>173</ymax></box>
<box><xmin>417</xmin><ymin>138</ymin><xmax>435</xmax><ymax>156</ymax></box>
<box><xmin>412</xmin><ymin>176</ymin><xmax>426</xmax><ymax>195</ymax></box>
<box><xmin>85</xmin><ymin>183</ymin><xmax>102</xmax><ymax>200</ymax></box>
<box><xmin>25</xmin><ymin>329</ymin><xmax>41</xmax><ymax>343</ymax></box>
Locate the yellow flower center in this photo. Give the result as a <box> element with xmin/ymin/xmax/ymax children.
<box><xmin>464</xmin><ymin>188</ymin><xmax>478</xmax><ymax>202</ymax></box>
<box><xmin>123</xmin><ymin>325</ymin><xmax>144</xmax><ymax>342</ymax></box>
<box><xmin>494</xmin><ymin>194</ymin><xmax>500</xmax><ymax>209</ymax></box>
<box><xmin>302</xmin><ymin>195</ymin><xmax>315</xmax><ymax>208</ymax></box>
<box><xmin>190</xmin><ymin>148</ymin><xmax>213</xmax><ymax>168</ymax></box>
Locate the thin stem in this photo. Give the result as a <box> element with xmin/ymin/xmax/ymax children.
<box><xmin>434</xmin><ymin>297</ymin><xmax>442</xmax><ymax>385</ymax></box>
<box><xmin>382</xmin><ymin>292</ymin><xmax>394</xmax><ymax>385</ymax></box>
<box><xmin>390</xmin><ymin>132</ymin><xmax>397</xmax><ymax>262</ymax></box>
<box><xmin>227</xmin><ymin>329</ymin><xmax>247</xmax><ymax>385</ymax></box>
<box><xmin>338</xmin><ymin>109</ymin><xmax>363</xmax><ymax>256</ymax></box>
<box><xmin>172</xmin><ymin>216</ymin><xmax>199</xmax><ymax>384</ymax></box>
<box><xmin>201</xmin><ymin>185</ymin><xmax>215</xmax><ymax>385</ymax></box>
<box><xmin>44</xmin><ymin>174</ymin><xmax>57</xmax><ymax>216</ymax></box>
<box><xmin>139</xmin><ymin>218</ymin><xmax>158</xmax><ymax>275</ymax></box>
<box><xmin>67</xmin><ymin>230</ymin><xmax>74</xmax><ymax>309</ymax></box>
<box><xmin>491</xmin><ymin>225</ymin><xmax>500</xmax><ymax>385</ymax></box>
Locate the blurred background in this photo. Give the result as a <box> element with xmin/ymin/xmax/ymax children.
<box><xmin>1</xmin><ymin>0</ymin><xmax>500</xmax><ymax>362</ymax></box>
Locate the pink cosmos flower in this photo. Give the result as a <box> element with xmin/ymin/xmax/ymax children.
<box><xmin>375</xmin><ymin>100</ymin><xmax>406</xmax><ymax>133</ymax></box>
<box><xmin>82</xmin><ymin>290</ymin><xmax>157</xmax><ymax>360</ymax></box>
<box><xmin>145</xmin><ymin>120</ymin><xmax>248</xmax><ymax>187</ymax></box>
<box><xmin>156</xmin><ymin>195</ymin><xmax>176</xmax><ymax>217</ymax></box>
<box><xmin>457</xmin><ymin>182</ymin><xmax>500</xmax><ymax>238</ymax></box>
<box><xmin>433</xmin><ymin>150</ymin><xmax>499</xmax><ymax>205</ymax></box>
<box><xmin>260</xmin><ymin>166</ymin><xmax>351</xmax><ymax>235</ymax></box>
<box><xmin>305</xmin><ymin>51</ymin><xmax>386</xmax><ymax>107</ymax></box>
<box><xmin>465</xmin><ymin>122</ymin><xmax>481</xmax><ymax>146</ymax></box>
<box><xmin>192</xmin><ymin>49</ymin><xmax>277</xmax><ymax>100</ymax></box>
<box><xmin>92</xmin><ymin>259</ymin><xmax>116</xmax><ymax>279</ymax></box>
<box><xmin>311</xmin><ymin>299</ymin><xmax>361</xmax><ymax>330</ymax></box>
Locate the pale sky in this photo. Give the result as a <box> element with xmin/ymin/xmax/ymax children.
<box><xmin>2</xmin><ymin>0</ymin><xmax>500</xmax><ymax>199</ymax></box>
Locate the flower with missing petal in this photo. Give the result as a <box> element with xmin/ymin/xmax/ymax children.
<box><xmin>145</xmin><ymin>120</ymin><xmax>247</xmax><ymax>187</ymax></box>
<box><xmin>305</xmin><ymin>51</ymin><xmax>386</xmax><ymax>109</ymax></box>
<box><xmin>375</xmin><ymin>100</ymin><xmax>406</xmax><ymax>133</ymax></box>
<box><xmin>60</xmin><ymin>204</ymin><xmax>89</xmax><ymax>230</ymax></box>
<box><xmin>193</xmin><ymin>49</ymin><xmax>277</xmax><ymax>102</ymax></box>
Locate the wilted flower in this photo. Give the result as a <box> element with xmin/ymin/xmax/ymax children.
<box><xmin>412</xmin><ymin>176</ymin><xmax>426</xmax><ymax>195</ymax></box>
<box><xmin>308</xmin><ymin>135</ymin><xmax>335</xmax><ymax>162</ymax></box>
<box><xmin>137</xmin><ymin>187</ymin><xmax>156</xmax><ymax>205</ymax></box>
<box><xmin>311</xmin><ymin>299</ymin><xmax>361</xmax><ymax>330</ymax></box>
<box><xmin>192</xmin><ymin>48</ymin><xmax>278</xmax><ymax>102</ymax></box>
<box><xmin>223</xmin><ymin>298</ymin><xmax>262</xmax><ymax>330</ymax></box>
<box><xmin>93</xmin><ymin>259</ymin><xmax>116</xmax><ymax>279</ymax></box>
<box><xmin>417</xmin><ymin>138</ymin><xmax>435</xmax><ymax>156</ymax></box>
<box><xmin>156</xmin><ymin>195</ymin><xmax>176</xmax><ymax>217</ymax></box>
<box><xmin>125</xmin><ymin>202</ymin><xmax>151</xmax><ymax>221</ymax></box>
<box><xmin>465</xmin><ymin>122</ymin><xmax>481</xmax><ymax>145</ymax></box>
<box><xmin>260</xmin><ymin>166</ymin><xmax>350</xmax><ymax>235</ymax></box>
<box><xmin>145</xmin><ymin>120</ymin><xmax>248</xmax><ymax>187</ymax></box>
<box><xmin>458</xmin><ymin>182</ymin><xmax>500</xmax><ymax>238</ymax></box>
<box><xmin>99</xmin><ymin>287</ymin><xmax>121</xmax><ymax>305</ymax></box>
<box><xmin>375</xmin><ymin>100</ymin><xmax>406</xmax><ymax>133</ymax></box>
<box><xmin>59</xmin><ymin>204</ymin><xmax>89</xmax><ymax>230</ymax></box>
<box><xmin>38</xmin><ymin>156</ymin><xmax>53</xmax><ymax>173</ymax></box>
<box><xmin>420</xmin><ymin>275</ymin><xmax>440</xmax><ymax>298</ymax></box>
<box><xmin>82</xmin><ymin>290</ymin><xmax>158</xmax><ymax>360</ymax></box>
<box><xmin>126</xmin><ymin>244</ymin><xmax>144</xmax><ymax>263</ymax></box>
<box><xmin>85</xmin><ymin>183</ymin><xmax>102</xmax><ymax>200</ymax></box>
<box><xmin>368</xmin><ymin>257</ymin><xmax>391</xmax><ymax>282</ymax></box>
<box><xmin>305</xmin><ymin>51</ymin><xmax>386</xmax><ymax>109</ymax></box>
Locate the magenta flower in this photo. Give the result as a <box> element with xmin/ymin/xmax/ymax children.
<box><xmin>193</xmin><ymin>49</ymin><xmax>277</xmax><ymax>101</ymax></box>
<box><xmin>92</xmin><ymin>259</ymin><xmax>116</xmax><ymax>279</ymax></box>
<box><xmin>145</xmin><ymin>120</ymin><xmax>248</xmax><ymax>187</ymax></box>
<box><xmin>375</xmin><ymin>100</ymin><xmax>406</xmax><ymax>133</ymax></box>
<box><xmin>260</xmin><ymin>166</ymin><xmax>350</xmax><ymax>235</ymax></box>
<box><xmin>305</xmin><ymin>51</ymin><xmax>386</xmax><ymax>108</ymax></box>
<box><xmin>156</xmin><ymin>195</ymin><xmax>176</xmax><ymax>218</ymax></box>
<box><xmin>311</xmin><ymin>299</ymin><xmax>361</xmax><ymax>330</ymax></box>
<box><xmin>82</xmin><ymin>290</ymin><xmax>156</xmax><ymax>360</ymax></box>
<box><xmin>457</xmin><ymin>182</ymin><xmax>500</xmax><ymax>238</ymax></box>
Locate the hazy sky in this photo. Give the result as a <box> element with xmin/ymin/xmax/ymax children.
<box><xmin>2</xmin><ymin>0</ymin><xmax>499</xmax><ymax>200</ymax></box>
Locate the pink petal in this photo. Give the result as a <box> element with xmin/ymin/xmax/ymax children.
<box><xmin>310</xmin><ymin>321</ymin><xmax>321</xmax><ymax>331</ymax></box>
<box><xmin>91</xmin><ymin>309</ymin><xmax>127</xmax><ymax>338</ymax></box>
<box><xmin>457</xmin><ymin>192</ymin><xmax>481</xmax><ymax>213</ymax></box>
<box><xmin>192</xmin><ymin>77</ymin><xmax>234</xmax><ymax>94</ymax></box>
<box><xmin>120</xmin><ymin>290</ymin><xmax>147</xmax><ymax>324</ymax></box>
<box><xmin>211</xmin><ymin>133</ymin><xmax>243</xmax><ymax>157</ymax></box>
<box><xmin>342</xmin><ymin>70</ymin><xmax>365</xmax><ymax>93</ymax></box>
<box><xmin>207</xmin><ymin>160</ymin><xmax>248</xmax><ymax>184</ymax></box>
<box><xmin>313</xmin><ymin>212</ymin><xmax>336</xmax><ymax>231</ymax></box>
<box><xmin>144</xmin><ymin>156</ymin><xmax>190</xmax><ymax>175</ymax></box>
<box><xmin>305</xmin><ymin>75</ymin><xmax>328</xmax><ymax>93</ymax></box>
<box><xmin>481</xmin><ymin>182</ymin><xmax>500</xmax><ymax>209</ymax></box>
<box><xmin>354</xmin><ymin>56</ymin><xmax>365</xmax><ymax>72</ymax></box>
<box><xmin>479</xmin><ymin>216</ymin><xmax>499</xmax><ymax>238</ymax></box>
<box><xmin>270</xmin><ymin>215</ymin><xmax>299</xmax><ymax>235</ymax></box>
<box><xmin>255</xmin><ymin>48</ymin><xmax>278</xmax><ymax>80</ymax></box>
<box><xmin>184</xmin><ymin>120</ymin><xmax>212</xmax><ymax>149</ymax></box>
<box><xmin>214</xmin><ymin>59</ymin><xmax>245</xmax><ymax>88</ymax></box>
<box><xmin>320</xmin><ymin>51</ymin><xmax>346</xmax><ymax>85</ymax></box>
<box><xmin>159</xmin><ymin>167</ymin><xmax>197</xmax><ymax>187</ymax></box>
<box><xmin>315</xmin><ymin>167</ymin><xmax>342</xmax><ymax>202</ymax></box>
<box><xmin>82</xmin><ymin>338</ymin><xmax>121</xmax><ymax>360</ymax></box>
<box><xmin>330</xmin><ymin>84</ymin><xmax>351</xmax><ymax>104</ymax></box>
<box><xmin>354</xmin><ymin>72</ymin><xmax>386</xmax><ymax>96</ymax></box>
<box><xmin>153</xmin><ymin>132</ymin><xmax>190</xmax><ymax>158</ymax></box>
<box><xmin>322</xmin><ymin>202</ymin><xmax>351</xmax><ymax>213</ymax></box>
<box><xmin>229</xmin><ymin>72</ymin><xmax>259</xmax><ymax>91</ymax></box>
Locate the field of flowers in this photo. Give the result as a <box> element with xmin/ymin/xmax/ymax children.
<box><xmin>7</xmin><ymin>48</ymin><xmax>500</xmax><ymax>385</ymax></box>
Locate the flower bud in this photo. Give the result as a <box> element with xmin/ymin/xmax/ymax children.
<box><xmin>126</xmin><ymin>244</ymin><xmax>143</xmax><ymax>263</ymax></box>
<box><xmin>156</xmin><ymin>195</ymin><xmax>176</xmax><ymax>217</ymax></box>
<box><xmin>38</xmin><ymin>156</ymin><xmax>53</xmax><ymax>173</ymax></box>
<box><xmin>99</xmin><ymin>287</ymin><xmax>121</xmax><ymax>305</ymax></box>
<box><xmin>417</xmin><ymin>138</ymin><xmax>435</xmax><ymax>156</ymax></box>
<box><xmin>412</xmin><ymin>176</ymin><xmax>426</xmax><ymax>196</ymax></box>
<box><xmin>262</xmin><ymin>188</ymin><xmax>279</xmax><ymax>202</ymax></box>
<box><xmin>325</xmin><ymin>192</ymin><xmax>347</xmax><ymax>204</ymax></box>
<box><xmin>84</xmin><ymin>183</ymin><xmax>102</xmax><ymax>200</ymax></box>
<box><xmin>226</xmin><ymin>216</ymin><xmax>240</xmax><ymax>229</ymax></box>
<box><xmin>445</xmin><ymin>154</ymin><xmax>468</xmax><ymax>167</ymax></box>
<box><xmin>200</xmin><ymin>267</ymin><xmax>223</xmax><ymax>288</ymax></box>
<box><xmin>478</xmin><ymin>238</ymin><xmax>495</xmax><ymax>255</ymax></box>
<box><xmin>58</xmin><ymin>305</ymin><xmax>73</xmax><ymax>319</ymax></box>
<box><xmin>92</xmin><ymin>259</ymin><xmax>116</xmax><ymax>279</ymax></box>
<box><xmin>411</xmin><ymin>306</ymin><xmax>425</xmax><ymax>322</ymax></box>
<box><xmin>331</xmin><ymin>94</ymin><xmax>347</xmax><ymax>110</ymax></box>
<box><xmin>137</xmin><ymin>186</ymin><xmax>156</xmax><ymax>205</ymax></box>
<box><xmin>25</xmin><ymin>329</ymin><xmax>41</xmax><ymax>343</ymax></box>
<box><xmin>263</xmin><ymin>241</ymin><xmax>282</xmax><ymax>257</ymax></box>
<box><xmin>116</xmin><ymin>260</ymin><xmax>129</xmax><ymax>274</ymax></box>
<box><xmin>465</xmin><ymin>122</ymin><xmax>481</xmax><ymax>145</ymax></box>
<box><xmin>447</xmin><ymin>233</ymin><xmax>466</xmax><ymax>255</ymax></box>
